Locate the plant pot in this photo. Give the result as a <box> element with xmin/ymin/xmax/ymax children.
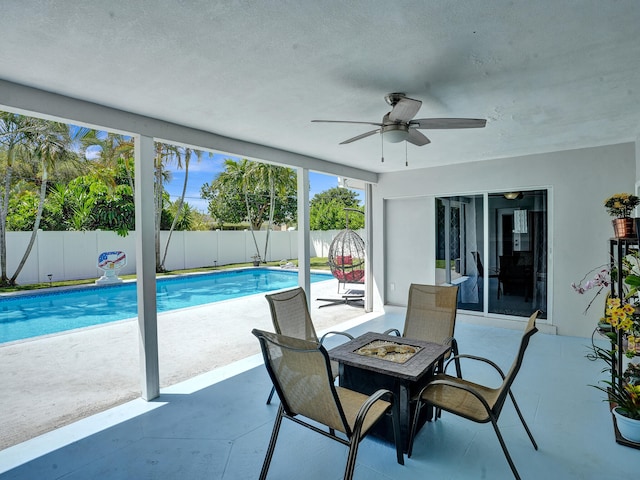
<box><xmin>252</xmin><ymin>261</ymin><xmax>260</xmax><ymax>267</ymax></box>
<box><xmin>612</xmin><ymin>406</ymin><xmax>640</xmax><ymax>443</ymax></box>
<box><xmin>612</xmin><ymin>217</ymin><xmax>636</xmax><ymax>238</ymax></box>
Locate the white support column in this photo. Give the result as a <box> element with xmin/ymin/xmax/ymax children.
<box><xmin>364</xmin><ymin>183</ymin><xmax>373</xmax><ymax>312</ymax></box>
<box><xmin>297</xmin><ymin>167</ymin><xmax>311</xmax><ymax>301</ymax></box>
<box><xmin>134</xmin><ymin>135</ymin><xmax>160</xmax><ymax>401</ymax></box>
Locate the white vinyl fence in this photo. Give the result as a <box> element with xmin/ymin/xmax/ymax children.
<box><xmin>5</xmin><ymin>229</ymin><xmax>364</xmax><ymax>284</ymax></box>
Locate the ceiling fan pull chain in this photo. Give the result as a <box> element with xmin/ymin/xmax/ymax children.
<box><xmin>405</xmin><ymin>141</ymin><xmax>408</xmax><ymax>167</ymax></box>
<box><xmin>380</xmin><ymin>130</ymin><xmax>384</xmax><ymax>162</ymax></box>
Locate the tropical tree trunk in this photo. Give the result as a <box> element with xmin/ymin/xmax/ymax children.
<box><xmin>160</xmin><ymin>149</ymin><xmax>191</xmax><ymax>270</ymax></box>
<box><xmin>263</xmin><ymin>170</ymin><xmax>275</xmax><ymax>262</ymax></box>
<box><xmin>0</xmin><ymin>162</ymin><xmax>12</xmax><ymax>284</ymax></box>
<box><xmin>244</xmin><ymin>185</ymin><xmax>261</xmax><ymax>262</ymax></box>
<box><xmin>154</xmin><ymin>145</ymin><xmax>164</xmax><ymax>272</ymax></box>
<box><xmin>10</xmin><ymin>163</ymin><xmax>48</xmax><ymax>284</ymax></box>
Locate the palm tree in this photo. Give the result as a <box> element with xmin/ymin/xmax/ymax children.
<box><xmin>9</xmin><ymin>120</ymin><xmax>90</xmax><ymax>285</ymax></box>
<box><xmin>159</xmin><ymin>146</ymin><xmax>204</xmax><ymax>271</ymax></box>
<box><xmin>245</xmin><ymin>161</ymin><xmax>296</xmax><ymax>261</ymax></box>
<box><xmin>0</xmin><ymin>116</ymin><xmax>90</xmax><ymax>285</ymax></box>
<box><xmin>204</xmin><ymin>159</ymin><xmax>296</xmax><ymax>263</ymax></box>
<box><xmin>84</xmin><ymin>132</ymin><xmax>135</xmax><ymax>191</ymax></box>
<box><xmin>0</xmin><ymin>113</ymin><xmax>28</xmax><ymax>284</ymax></box>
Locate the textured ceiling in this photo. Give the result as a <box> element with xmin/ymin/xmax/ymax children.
<box><xmin>1</xmin><ymin>0</ymin><xmax>639</xmax><ymax>174</ymax></box>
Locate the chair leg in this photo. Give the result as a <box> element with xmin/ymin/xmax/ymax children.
<box><xmin>407</xmin><ymin>398</ymin><xmax>424</xmax><ymax>458</ymax></box>
<box><xmin>391</xmin><ymin>400</ymin><xmax>404</xmax><ymax>465</ymax></box>
<box><xmin>508</xmin><ymin>390</ymin><xmax>538</xmax><ymax>450</ymax></box>
<box><xmin>344</xmin><ymin>439</ymin><xmax>360</xmax><ymax>480</ymax></box>
<box><xmin>490</xmin><ymin>417</ymin><xmax>522</xmax><ymax>480</ymax></box>
<box><xmin>259</xmin><ymin>404</ymin><xmax>284</xmax><ymax>480</ymax></box>
<box><xmin>266</xmin><ymin>385</ymin><xmax>275</xmax><ymax>405</ymax></box>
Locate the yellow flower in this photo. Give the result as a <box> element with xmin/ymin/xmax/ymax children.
<box><xmin>610</xmin><ymin>307</ymin><xmax>626</xmax><ymax>320</ymax></box>
<box><xmin>608</xmin><ymin>297</ymin><xmax>622</xmax><ymax>308</ymax></box>
<box><xmin>620</xmin><ymin>318</ymin><xmax>634</xmax><ymax>331</ymax></box>
<box><xmin>623</xmin><ymin>304</ymin><xmax>636</xmax><ymax>315</ymax></box>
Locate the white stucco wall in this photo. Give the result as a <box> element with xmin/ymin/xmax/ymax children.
<box><xmin>372</xmin><ymin>142</ymin><xmax>636</xmax><ymax>338</ymax></box>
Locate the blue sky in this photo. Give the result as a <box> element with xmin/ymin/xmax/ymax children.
<box><xmin>164</xmin><ymin>152</ymin><xmax>348</xmax><ymax>213</ymax></box>
<box><xmin>80</xmin><ymin>127</ymin><xmax>353</xmax><ymax>213</ymax></box>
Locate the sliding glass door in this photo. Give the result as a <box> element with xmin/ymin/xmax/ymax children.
<box><xmin>436</xmin><ymin>195</ymin><xmax>484</xmax><ymax>312</ymax></box>
<box><xmin>436</xmin><ymin>190</ymin><xmax>548</xmax><ymax>319</ymax></box>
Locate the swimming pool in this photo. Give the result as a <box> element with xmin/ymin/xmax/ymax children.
<box><xmin>0</xmin><ymin>268</ymin><xmax>332</xmax><ymax>344</ymax></box>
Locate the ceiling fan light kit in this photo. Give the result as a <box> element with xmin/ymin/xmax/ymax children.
<box><xmin>381</xmin><ymin>124</ymin><xmax>409</xmax><ymax>143</ymax></box>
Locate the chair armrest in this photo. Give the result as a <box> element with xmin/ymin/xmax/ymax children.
<box><xmin>443</xmin><ymin>354</ymin><xmax>506</xmax><ymax>380</ymax></box>
<box><xmin>382</xmin><ymin>328</ymin><xmax>402</xmax><ymax>336</ymax></box>
<box><xmin>352</xmin><ymin>388</ymin><xmax>393</xmax><ymax>436</ymax></box>
<box><xmin>319</xmin><ymin>331</ymin><xmax>354</xmax><ymax>344</ymax></box>
<box><xmin>353</xmin><ymin>388</ymin><xmax>404</xmax><ymax>465</ymax></box>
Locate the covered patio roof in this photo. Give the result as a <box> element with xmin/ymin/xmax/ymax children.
<box><xmin>1</xmin><ymin>1</ymin><xmax>639</xmax><ymax>176</ymax></box>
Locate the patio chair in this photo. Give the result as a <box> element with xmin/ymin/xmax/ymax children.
<box><xmin>264</xmin><ymin>287</ymin><xmax>353</xmax><ymax>404</ymax></box>
<box><xmin>252</xmin><ymin>328</ymin><xmax>404</xmax><ymax>480</ymax></box>
<box><xmin>407</xmin><ymin>310</ymin><xmax>540</xmax><ymax>480</ymax></box>
<box><xmin>386</xmin><ymin>284</ymin><xmax>461</xmax><ymax>377</ymax></box>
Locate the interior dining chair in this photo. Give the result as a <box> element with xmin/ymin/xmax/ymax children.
<box><xmin>386</xmin><ymin>284</ymin><xmax>461</xmax><ymax>377</ymax></box>
<box><xmin>264</xmin><ymin>286</ymin><xmax>353</xmax><ymax>404</ymax></box>
<box><xmin>407</xmin><ymin>310</ymin><xmax>540</xmax><ymax>480</ymax></box>
<box><xmin>252</xmin><ymin>328</ymin><xmax>404</xmax><ymax>480</ymax></box>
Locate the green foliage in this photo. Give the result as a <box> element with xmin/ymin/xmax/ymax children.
<box><xmin>40</xmin><ymin>173</ymin><xmax>135</xmax><ymax>236</ymax></box>
<box><xmin>201</xmin><ymin>158</ymin><xmax>297</xmax><ymax>229</ymax></box>
<box><xmin>310</xmin><ymin>187</ymin><xmax>360</xmax><ymax>208</ymax></box>
<box><xmin>201</xmin><ymin>178</ymin><xmax>246</xmax><ymax>227</ymax></box>
<box><xmin>6</xmin><ymin>187</ymin><xmax>39</xmax><ymax>231</ymax></box>
<box><xmin>165</xmin><ymin>199</ymin><xmax>194</xmax><ymax>231</ymax></box>
<box><xmin>589</xmin><ymin>343</ymin><xmax>640</xmax><ymax>420</ymax></box>
<box><xmin>309</xmin><ymin>187</ymin><xmax>363</xmax><ymax>230</ymax></box>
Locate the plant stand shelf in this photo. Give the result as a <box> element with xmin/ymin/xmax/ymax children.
<box><xmin>606</xmin><ymin>238</ymin><xmax>640</xmax><ymax>449</ymax></box>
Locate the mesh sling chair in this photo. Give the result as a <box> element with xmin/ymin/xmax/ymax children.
<box><xmin>252</xmin><ymin>329</ymin><xmax>404</xmax><ymax>480</ymax></box>
<box><xmin>386</xmin><ymin>284</ymin><xmax>462</xmax><ymax>377</ymax></box>
<box><xmin>407</xmin><ymin>310</ymin><xmax>540</xmax><ymax>480</ymax></box>
<box><xmin>264</xmin><ymin>287</ymin><xmax>354</xmax><ymax>404</ymax></box>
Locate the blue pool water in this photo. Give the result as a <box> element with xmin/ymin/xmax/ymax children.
<box><xmin>0</xmin><ymin>268</ymin><xmax>331</xmax><ymax>344</ymax></box>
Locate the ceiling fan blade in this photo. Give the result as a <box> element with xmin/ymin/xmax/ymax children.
<box><xmin>312</xmin><ymin>119</ymin><xmax>383</xmax><ymax>127</ymax></box>
<box><xmin>411</xmin><ymin>118</ymin><xmax>487</xmax><ymax>129</ymax></box>
<box><xmin>406</xmin><ymin>129</ymin><xmax>431</xmax><ymax>146</ymax></box>
<box><xmin>339</xmin><ymin>128</ymin><xmax>381</xmax><ymax>144</ymax></box>
<box><xmin>388</xmin><ymin>96</ymin><xmax>422</xmax><ymax>122</ymax></box>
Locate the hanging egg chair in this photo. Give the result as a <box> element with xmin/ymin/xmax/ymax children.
<box><xmin>327</xmin><ymin>209</ymin><xmax>365</xmax><ymax>294</ymax></box>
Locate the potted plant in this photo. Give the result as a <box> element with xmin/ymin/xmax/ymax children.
<box><xmin>604</xmin><ymin>193</ymin><xmax>640</xmax><ymax>238</ymax></box>
<box><xmin>251</xmin><ymin>254</ymin><xmax>261</xmax><ymax>266</ymax></box>
<box><xmin>590</xmin><ymin>343</ymin><xmax>640</xmax><ymax>442</ymax></box>
<box><xmin>589</xmin><ymin>296</ymin><xmax>640</xmax><ymax>443</ymax></box>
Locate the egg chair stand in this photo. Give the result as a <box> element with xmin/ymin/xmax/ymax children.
<box><xmin>317</xmin><ymin>289</ymin><xmax>365</xmax><ymax>308</ymax></box>
<box><xmin>317</xmin><ymin>209</ymin><xmax>366</xmax><ymax>308</ymax></box>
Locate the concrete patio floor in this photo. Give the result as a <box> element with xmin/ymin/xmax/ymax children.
<box><xmin>0</xmin><ymin>278</ymin><xmax>365</xmax><ymax>450</ymax></box>
<box><xmin>0</xmin><ymin>306</ymin><xmax>634</xmax><ymax>479</ymax></box>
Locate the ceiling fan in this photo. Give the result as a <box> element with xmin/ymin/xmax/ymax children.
<box><xmin>312</xmin><ymin>92</ymin><xmax>486</xmax><ymax>146</ymax></box>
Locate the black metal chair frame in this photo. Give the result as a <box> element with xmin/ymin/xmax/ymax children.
<box><xmin>253</xmin><ymin>329</ymin><xmax>404</xmax><ymax>480</ymax></box>
<box><xmin>407</xmin><ymin>311</ymin><xmax>540</xmax><ymax>480</ymax></box>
